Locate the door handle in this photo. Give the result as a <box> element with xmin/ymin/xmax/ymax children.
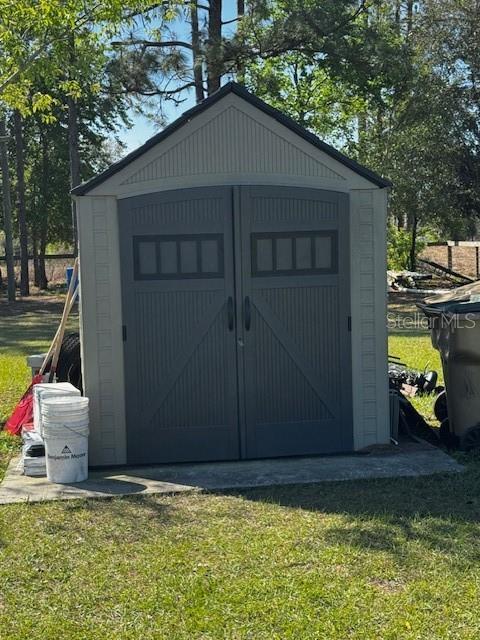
<box><xmin>227</xmin><ymin>296</ymin><xmax>234</xmax><ymax>331</ymax></box>
<box><xmin>244</xmin><ymin>296</ymin><xmax>251</xmax><ymax>331</ymax></box>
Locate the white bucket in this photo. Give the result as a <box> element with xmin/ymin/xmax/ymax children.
<box><xmin>41</xmin><ymin>395</ymin><xmax>88</xmax><ymax>414</ymax></box>
<box><xmin>33</xmin><ymin>383</ymin><xmax>80</xmax><ymax>435</ymax></box>
<box><xmin>42</xmin><ymin>397</ymin><xmax>89</xmax><ymax>484</ymax></box>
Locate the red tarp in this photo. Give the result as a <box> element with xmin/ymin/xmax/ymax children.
<box><xmin>4</xmin><ymin>374</ymin><xmax>43</xmax><ymax>436</ymax></box>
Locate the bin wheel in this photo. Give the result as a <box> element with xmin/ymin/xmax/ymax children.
<box><xmin>460</xmin><ymin>426</ymin><xmax>480</xmax><ymax>451</ymax></box>
<box><xmin>434</xmin><ymin>390</ymin><xmax>448</xmax><ymax>422</ymax></box>
<box><xmin>439</xmin><ymin>418</ymin><xmax>458</xmax><ymax>449</ymax></box>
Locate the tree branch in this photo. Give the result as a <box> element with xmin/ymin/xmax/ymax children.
<box><xmin>122</xmin><ymin>0</ymin><xmax>209</xmax><ymax>20</ymax></box>
<box><xmin>222</xmin><ymin>17</ymin><xmax>240</xmax><ymax>25</ymax></box>
<box><xmin>111</xmin><ymin>39</ymin><xmax>193</xmax><ymax>50</ymax></box>
<box><xmin>120</xmin><ymin>81</ymin><xmax>197</xmax><ymax>96</ymax></box>
<box><xmin>0</xmin><ymin>1</ymin><xmax>104</xmax><ymax>96</ymax></box>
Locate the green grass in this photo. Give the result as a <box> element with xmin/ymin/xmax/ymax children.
<box><xmin>1</xmin><ymin>295</ymin><xmax>480</xmax><ymax>639</ymax></box>
<box><xmin>0</xmin><ymin>298</ymin><xmax>78</xmax><ymax>425</ymax></box>
<box><xmin>389</xmin><ymin>333</ymin><xmax>444</xmax><ymax>422</ymax></box>
<box><xmin>0</xmin><ymin>431</ymin><xmax>21</xmax><ymax>481</ymax></box>
<box><xmin>2</xmin><ymin>471</ymin><xmax>480</xmax><ymax>639</ymax></box>
<box><xmin>0</xmin><ymin>297</ymin><xmax>78</xmax><ymax>476</ymax></box>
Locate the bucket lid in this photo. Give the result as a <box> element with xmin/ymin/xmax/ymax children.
<box><xmin>34</xmin><ymin>382</ymin><xmax>80</xmax><ymax>394</ymax></box>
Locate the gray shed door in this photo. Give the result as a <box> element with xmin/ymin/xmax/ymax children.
<box><xmin>119</xmin><ymin>186</ymin><xmax>352</xmax><ymax>464</ymax></box>
<box><xmin>236</xmin><ymin>186</ymin><xmax>352</xmax><ymax>458</ymax></box>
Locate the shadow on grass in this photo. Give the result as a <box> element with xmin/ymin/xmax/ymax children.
<box><xmin>218</xmin><ymin>459</ymin><xmax>480</xmax><ymax>558</ymax></box>
<box><xmin>0</xmin><ymin>298</ymin><xmax>79</xmax><ymax>352</ymax></box>
<box><xmin>0</xmin><ymin>297</ymin><xmax>67</xmax><ymax>318</ymax></box>
<box><xmin>0</xmin><ymin>327</ymin><xmax>77</xmax><ymax>352</ymax></box>
<box><xmin>0</xmin><ymin>493</ymin><xmax>175</xmax><ymax>550</ymax></box>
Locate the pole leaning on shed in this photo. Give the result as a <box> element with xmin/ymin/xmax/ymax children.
<box><xmin>0</xmin><ymin>117</ymin><xmax>16</xmax><ymax>302</ymax></box>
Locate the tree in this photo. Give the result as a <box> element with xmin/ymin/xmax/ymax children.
<box><xmin>0</xmin><ymin>0</ymin><xmax>143</xmax><ymax>295</ymax></box>
<box><xmin>417</xmin><ymin>0</ymin><xmax>480</xmax><ymax>225</ymax></box>
<box><xmin>13</xmin><ymin>110</ymin><xmax>29</xmax><ymax>295</ymax></box>
<box><xmin>245</xmin><ymin>52</ymin><xmax>367</xmax><ymax>144</ymax></box>
<box><xmin>109</xmin><ymin>0</ymin><xmax>408</xmax><ymax>113</ymax></box>
<box><xmin>0</xmin><ymin>118</ymin><xmax>15</xmax><ymax>301</ymax></box>
<box><xmin>1</xmin><ymin>0</ymin><xmax>136</xmax><ymax>289</ymax></box>
<box><xmin>241</xmin><ymin>0</ymin><xmax>479</xmax><ymax>268</ymax></box>
<box><xmin>0</xmin><ymin>1</ymin><xmax>144</xmax><ymax>105</ymax></box>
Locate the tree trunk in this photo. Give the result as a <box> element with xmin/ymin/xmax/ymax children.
<box><xmin>13</xmin><ymin>110</ymin><xmax>29</xmax><ymax>296</ymax></box>
<box><xmin>38</xmin><ymin>223</ymin><xmax>48</xmax><ymax>290</ymax></box>
<box><xmin>67</xmin><ymin>94</ymin><xmax>81</xmax><ymax>256</ymax></box>
<box><xmin>236</xmin><ymin>0</ymin><xmax>245</xmax><ymax>84</ymax></box>
<box><xmin>394</xmin><ymin>0</ymin><xmax>401</xmax><ymax>29</ymax></box>
<box><xmin>406</xmin><ymin>0</ymin><xmax>414</xmax><ymax>33</ymax></box>
<box><xmin>32</xmin><ymin>230</ymin><xmax>40</xmax><ymax>287</ymax></box>
<box><xmin>191</xmin><ymin>2</ymin><xmax>204</xmax><ymax>102</ymax></box>
<box><xmin>409</xmin><ymin>214</ymin><xmax>418</xmax><ymax>271</ymax></box>
<box><xmin>357</xmin><ymin>112</ymin><xmax>367</xmax><ymax>145</ymax></box>
<box><xmin>66</xmin><ymin>33</ymin><xmax>81</xmax><ymax>256</ymax></box>
<box><xmin>0</xmin><ymin>118</ymin><xmax>16</xmax><ymax>301</ymax></box>
<box><xmin>38</xmin><ymin>130</ymin><xmax>48</xmax><ymax>290</ymax></box>
<box><xmin>207</xmin><ymin>0</ymin><xmax>222</xmax><ymax>95</ymax></box>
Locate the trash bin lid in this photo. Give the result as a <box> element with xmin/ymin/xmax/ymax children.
<box><xmin>423</xmin><ymin>280</ymin><xmax>480</xmax><ymax>305</ymax></box>
<box><xmin>419</xmin><ymin>280</ymin><xmax>480</xmax><ymax>316</ymax></box>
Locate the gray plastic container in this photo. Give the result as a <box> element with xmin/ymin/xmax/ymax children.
<box><xmin>419</xmin><ymin>282</ymin><xmax>480</xmax><ymax>449</ymax></box>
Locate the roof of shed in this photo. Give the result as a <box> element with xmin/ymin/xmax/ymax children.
<box><xmin>72</xmin><ymin>82</ymin><xmax>392</xmax><ymax>196</ymax></box>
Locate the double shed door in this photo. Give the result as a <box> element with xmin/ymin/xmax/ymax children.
<box><xmin>119</xmin><ymin>186</ymin><xmax>352</xmax><ymax>464</ymax></box>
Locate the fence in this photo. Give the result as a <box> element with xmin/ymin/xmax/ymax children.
<box><xmin>0</xmin><ymin>255</ymin><xmax>75</xmax><ymax>287</ymax></box>
<box><xmin>420</xmin><ymin>242</ymin><xmax>480</xmax><ymax>280</ymax></box>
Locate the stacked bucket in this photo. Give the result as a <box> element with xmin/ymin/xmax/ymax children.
<box><xmin>41</xmin><ymin>396</ymin><xmax>90</xmax><ymax>483</ymax></box>
<box><xmin>33</xmin><ymin>382</ymin><xmax>80</xmax><ymax>436</ymax></box>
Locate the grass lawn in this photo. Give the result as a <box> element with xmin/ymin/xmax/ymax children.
<box><xmin>0</xmin><ymin>297</ymin><xmax>78</xmax><ymax>425</ymax></box>
<box><xmin>1</xmin><ymin>293</ymin><xmax>480</xmax><ymax>639</ymax></box>
<box><xmin>389</xmin><ymin>334</ymin><xmax>443</xmax><ymax>423</ymax></box>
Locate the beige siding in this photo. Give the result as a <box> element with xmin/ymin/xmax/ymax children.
<box><xmin>88</xmin><ymin>94</ymin><xmax>374</xmax><ymax>198</ymax></box>
<box><xmin>76</xmin><ymin>195</ymin><xmax>126</xmax><ymax>465</ymax></box>
<box><xmin>123</xmin><ymin>106</ymin><xmax>344</xmax><ymax>185</ymax></box>
<box><xmin>350</xmin><ymin>189</ymin><xmax>389</xmax><ymax>449</ymax></box>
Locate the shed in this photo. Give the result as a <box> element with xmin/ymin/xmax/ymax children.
<box><xmin>72</xmin><ymin>82</ymin><xmax>391</xmax><ymax>467</ymax></box>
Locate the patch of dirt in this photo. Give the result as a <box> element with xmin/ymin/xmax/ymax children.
<box><xmin>369</xmin><ymin>577</ymin><xmax>405</xmax><ymax>593</ymax></box>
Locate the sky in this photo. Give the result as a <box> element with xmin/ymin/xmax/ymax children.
<box><xmin>114</xmin><ymin>0</ymin><xmax>239</xmax><ymax>154</ymax></box>
<box><xmin>117</xmin><ymin>99</ymin><xmax>195</xmax><ymax>153</ymax></box>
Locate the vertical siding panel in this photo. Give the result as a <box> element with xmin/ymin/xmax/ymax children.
<box><xmin>350</xmin><ymin>189</ymin><xmax>389</xmax><ymax>449</ymax></box>
<box><xmin>77</xmin><ymin>195</ymin><xmax>126</xmax><ymax>466</ymax></box>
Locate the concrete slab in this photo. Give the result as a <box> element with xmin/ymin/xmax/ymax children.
<box><xmin>0</xmin><ymin>442</ymin><xmax>464</xmax><ymax>505</ymax></box>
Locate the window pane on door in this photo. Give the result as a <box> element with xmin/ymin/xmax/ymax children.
<box><xmin>295</xmin><ymin>237</ymin><xmax>312</xmax><ymax>270</ymax></box>
<box><xmin>134</xmin><ymin>234</ymin><xmax>223</xmax><ymax>280</ymax></box>
<box><xmin>180</xmin><ymin>241</ymin><xmax>198</xmax><ymax>274</ymax></box>
<box><xmin>252</xmin><ymin>231</ymin><xmax>338</xmax><ymax>276</ymax></box>
<box><xmin>159</xmin><ymin>241</ymin><xmax>177</xmax><ymax>274</ymax></box>
<box><xmin>201</xmin><ymin>240</ymin><xmax>219</xmax><ymax>273</ymax></box>
<box><xmin>256</xmin><ymin>238</ymin><xmax>274</xmax><ymax>272</ymax></box>
<box><xmin>315</xmin><ymin>236</ymin><xmax>332</xmax><ymax>269</ymax></box>
<box><xmin>276</xmin><ymin>238</ymin><xmax>293</xmax><ymax>270</ymax></box>
<box><xmin>138</xmin><ymin>241</ymin><xmax>157</xmax><ymax>275</ymax></box>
